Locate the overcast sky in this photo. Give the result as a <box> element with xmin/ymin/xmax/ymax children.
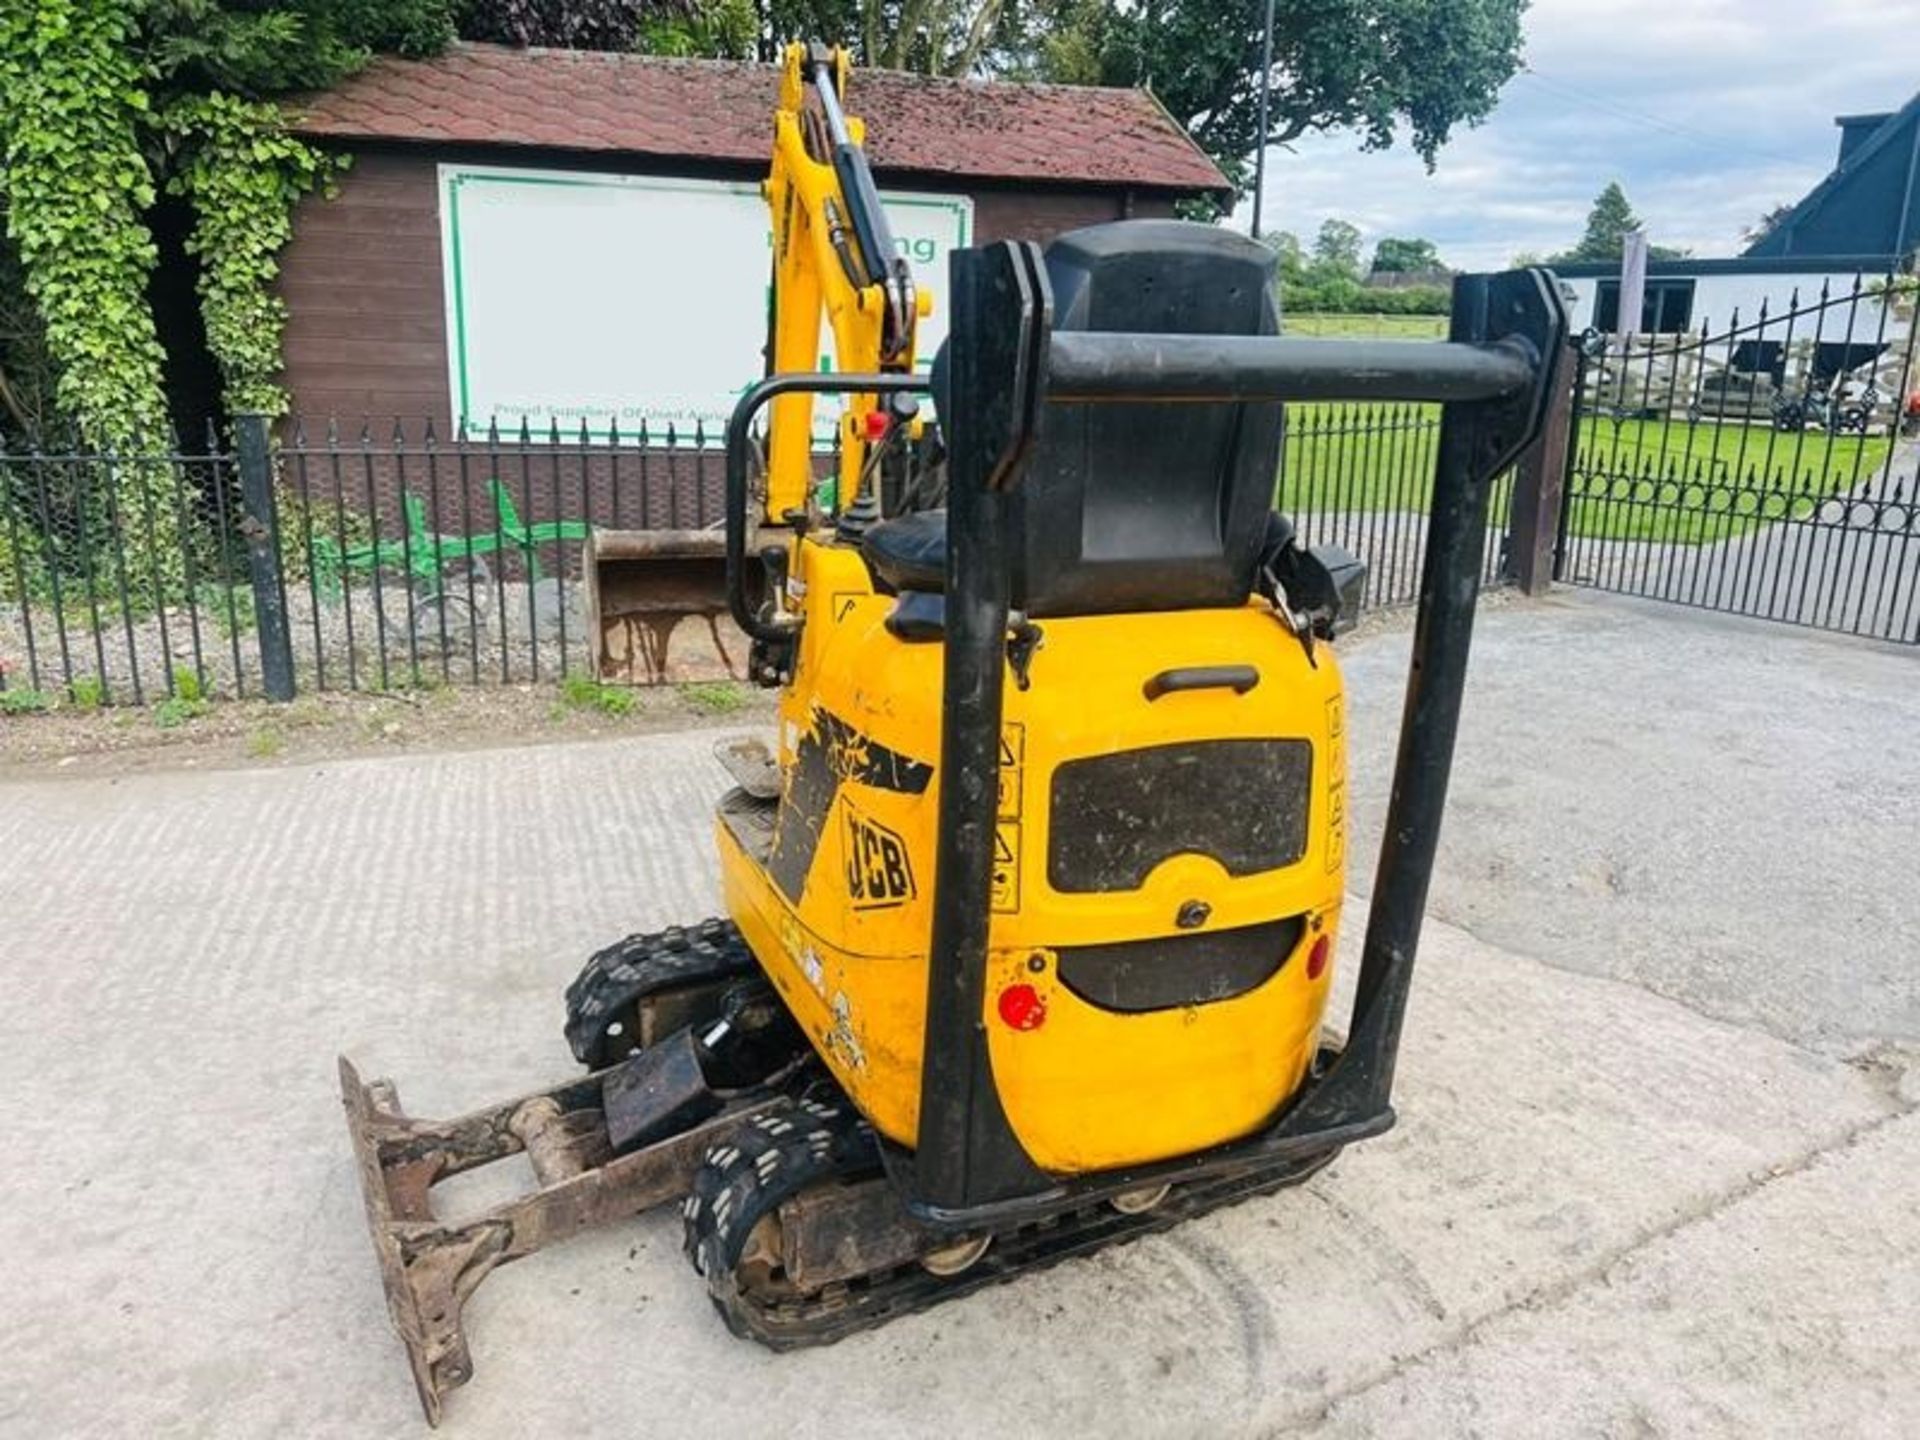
<box><xmin>1228</xmin><ymin>0</ymin><xmax>1919</xmax><ymax>269</ymax></box>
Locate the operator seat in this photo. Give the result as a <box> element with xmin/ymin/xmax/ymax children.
<box><xmin>861</xmin><ymin>220</ymin><xmax>1284</xmax><ymax>619</ymax></box>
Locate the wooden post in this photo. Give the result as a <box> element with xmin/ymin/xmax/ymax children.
<box><xmin>1506</xmin><ymin>343</ymin><xmax>1577</xmax><ymax>596</ymax></box>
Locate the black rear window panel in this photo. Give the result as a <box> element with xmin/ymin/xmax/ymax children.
<box><xmin>1047</xmin><ymin>738</ymin><xmax>1312</xmax><ymax>893</ymax></box>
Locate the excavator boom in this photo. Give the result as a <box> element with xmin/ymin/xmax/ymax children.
<box><xmin>762</xmin><ymin>43</ymin><xmax>925</xmax><ymax>520</ymax></box>
<box><xmin>583</xmin><ymin>45</ymin><xmax>925</xmax><ymax>683</ymax></box>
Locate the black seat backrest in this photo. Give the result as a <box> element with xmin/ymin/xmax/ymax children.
<box><xmin>1011</xmin><ymin>221</ymin><xmax>1283</xmax><ymax>618</ymax></box>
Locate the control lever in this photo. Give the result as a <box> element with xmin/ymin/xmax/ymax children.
<box><xmin>759</xmin><ymin>545</ymin><xmax>793</xmax><ymax>623</ymax></box>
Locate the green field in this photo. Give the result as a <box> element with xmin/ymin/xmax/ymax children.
<box><xmin>1276</xmin><ymin>406</ymin><xmax>1892</xmax><ymax>545</ymax></box>
<box><xmin>1283</xmin><ymin>312</ymin><xmax>1449</xmax><ymax>339</ymax></box>
<box><xmin>1564</xmin><ymin>416</ymin><xmax>1892</xmax><ymax>543</ymax></box>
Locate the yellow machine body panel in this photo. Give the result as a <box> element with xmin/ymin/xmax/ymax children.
<box><xmin>718</xmin><ymin>536</ymin><xmax>1347</xmax><ymax>1175</ymax></box>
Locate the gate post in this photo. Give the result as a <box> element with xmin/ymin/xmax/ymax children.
<box><xmin>1505</xmin><ymin>338</ymin><xmax>1577</xmax><ymax>595</ymax></box>
<box><xmin>234</xmin><ymin>413</ymin><xmax>296</xmax><ymax>701</ymax></box>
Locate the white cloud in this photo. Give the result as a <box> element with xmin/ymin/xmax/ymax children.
<box><xmin>1230</xmin><ymin>0</ymin><xmax>1919</xmax><ymax>270</ymax></box>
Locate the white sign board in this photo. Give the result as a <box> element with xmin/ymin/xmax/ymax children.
<box><xmin>438</xmin><ymin>163</ymin><xmax>971</xmax><ymax>438</ymax></box>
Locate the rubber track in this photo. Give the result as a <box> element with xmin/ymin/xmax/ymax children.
<box><xmin>563</xmin><ymin>917</ymin><xmax>758</xmax><ymax>1069</ymax></box>
<box><xmin>682</xmin><ymin>1099</ymin><xmax>1338</xmax><ymax>1350</ymax></box>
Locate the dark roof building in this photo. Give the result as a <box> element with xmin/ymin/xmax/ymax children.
<box><xmin>292</xmin><ymin>44</ymin><xmax>1228</xmax><ymax>198</ymax></box>
<box><xmin>1744</xmin><ymin>94</ymin><xmax>1920</xmax><ymax>265</ymax></box>
<box><xmin>275</xmin><ymin>45</ymin><xmax>1227</xmax><ymax>427</ymax></box>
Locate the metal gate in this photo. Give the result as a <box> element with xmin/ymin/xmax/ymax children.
<box><xmin>1559</xmin><ymin>274</ymin><xmax>1919</xmax><ymax>643</ymax></box>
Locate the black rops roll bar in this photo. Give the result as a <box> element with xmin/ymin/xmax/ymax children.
<box><xmin>723</xmin><ymin>371</ymin><xmax>931</xmax><ymax>644</ymax></box>
<box><xmin>905</xmin><ymin>241</ymin><xmax>1569</xmax><ymax>1226</ymax></box>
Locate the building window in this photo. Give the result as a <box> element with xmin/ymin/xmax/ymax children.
<box><xmin>1595</xmin><ymin>278</ymin><xmax>1696</xmax><ymax>334</ymax></box>
<box><xmin>1730</xmin><ymin>340</ymin><xmax>1784</xmax><ymax>378</ymax></box>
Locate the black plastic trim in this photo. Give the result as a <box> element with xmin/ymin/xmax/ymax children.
<box><xmin>1055</xmin><ymin>916</ymin><xmax>1306</xmax><ymax>1013</ymax></box>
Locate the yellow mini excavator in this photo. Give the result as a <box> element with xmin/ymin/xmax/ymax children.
<box><xmin>340</xmin><ymin>43</ymin><xmax>1567</xmax><ymax>1423</ymax></box>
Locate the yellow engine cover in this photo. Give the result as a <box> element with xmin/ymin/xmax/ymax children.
<box><xmin>718</xmin><ymin>538</ymin><xmax>1347</xmax><ymax>1177</ymax></box>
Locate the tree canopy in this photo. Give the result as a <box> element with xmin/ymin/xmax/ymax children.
<box><xmin>1311</xmin><ymin>219</ymin><xmax>1364</xmax><ymax>278</ymax></box>
<box><xmin>1258</xmin><ymin>220</ymin><xmax>1449</xmax><ymax>317</ymax></box>
<box><xmin>139</xmin><ymin>1</ymin><xmax>455</xmax><ymax>98</ymax></box>
<box><xmin>1002</xmin><ymin>0</ymin><xmax>1526</xmax><ymax>196</ymax></box>
<box><xmin>1742</xmin><ymin>202</ymin><xmax>1795</xmax><ymax>248</ymax></box>
<box><xmin>1371</xmin><ymin>236</ymin><xmax>1445</xmax><ymax>273</ymax></box>
<box><xmin>634</xmin><ymin>0</ymin><xmax>1527</xmax><ymax>197</ymax></box>
<box><xmin>1553</xmin><ymin>181</ymin><xmax>1688</xmax><ymax>264</ymax></box>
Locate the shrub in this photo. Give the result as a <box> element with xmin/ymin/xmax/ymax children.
<box><xmin>559</xmin><ymin>674</ymin><xmax>636</xmax><ymax>716</ymax></box>
<box><xmin>679</xmin><ymin>680</ymin><xmax>747</xmax><ymax>715</ymax></box>
<box><xmin>153</xmin><ymin>693</ymin><xmax>207</xmax><ymax>728</ymax></box>
<box><xmin>0</xmin><ymin>686</ymin><xmax>52</xmax><ymax>715</ymax></box>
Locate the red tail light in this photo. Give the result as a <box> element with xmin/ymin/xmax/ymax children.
<box><xmin>997</xmin><ymin>983</ymin><xmax>1047</xmax><ymax>1031</ymax></box>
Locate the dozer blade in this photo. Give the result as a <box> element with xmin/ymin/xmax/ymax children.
<box><xmin>339</xmin><ymin>1055</ymin><xmax>785</xmax><ymax>1424</ymax></box>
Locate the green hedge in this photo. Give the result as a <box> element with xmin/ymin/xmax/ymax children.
<box><xmin>1281</xmin><ymin>280</ymin><xmax>1450</xmax><ymax>315</ymax></box>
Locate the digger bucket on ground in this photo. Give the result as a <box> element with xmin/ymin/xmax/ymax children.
<box><xmin>582</xmin><ymin>528</ymin><xmax>751</xmax><ymax>684</ymax></box>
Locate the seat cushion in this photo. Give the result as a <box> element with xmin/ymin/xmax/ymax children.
<box><xmin>862</xmin><ymin>508</ymin><xmax>947</xmax><ymax>592</ymax></box>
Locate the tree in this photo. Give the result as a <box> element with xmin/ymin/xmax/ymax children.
<box><xmin>461</xmin><ymin>0</ymin><xmax>697</xmax><ymax>51</ymax></box>
<box><xmin>1371</xmin><ymin>236</ymin><xmax>1444</xmax><ymax>274</ymax></box>
<box><xmin>714</xmin><ymin>0</ymin><xmax>1023</xmax><ymax>75</ymax></box>
<box><xmin>1018</xmin><ymin>0</ymin><xmax>1526</xmax><ymax>197</ymax></box>
<box><xmin>1563</xmin><ymin>181</ymin><xmax>1637</xmax><ymax>262</ymax></box>
<box><xmin>1311</xmin><ymin>219</ymin><xmax>1364</xmax><ymax>279</ymax></box>
<box><xmin>637</xmin><ymin>0</ymin><xmax>758</xmax><ymax>58</ymax></box>
<box><xmin>688</xmin><ymin>0</ymin><xmax>1524</xmax><ymax>187</ymax></box>
<box><xmin>1553</xmin><ymin>181</ymin><xmax>1688</xmax><ymax>264</ymax></box>
<box><xmin>1258</xmin><ymin>229</ymin><xmax>1305</xmax><ymax>278</ymax></box>
<box><xmin>142</xmin><ymin>1</ymin><xmax>455</xmax><ymax>97</ymax></box>
<box><xmin>1743</xmin><ymin>202</ymin><xmax>1795</xmax><ymax>248</ymax></box>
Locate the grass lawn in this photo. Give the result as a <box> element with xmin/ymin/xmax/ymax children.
<box><xmin>1276</xmin><ymin>405</ymin><xmax>1895</xmax><ymax>546</ymax></box>
<box><xmin>1284</xmin><ymin>312</ymin><xmax>1448</xmax><ymax>339</ymax></box>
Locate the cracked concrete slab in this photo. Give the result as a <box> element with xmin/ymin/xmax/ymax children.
<box><xmin>1341</xmin><ymin>591</ymin><xmax>1920</xmax><ymax>1057</ymax></box>
<box><xmin>1</xmin><ymin>594</ymin><xmax>1915</xmax><ymax>1438</ymax></box>
<box><xmin>1320</xmin><ymin>1109</ymin><xmax>1920</xmax><ymax>1438</ymax></box>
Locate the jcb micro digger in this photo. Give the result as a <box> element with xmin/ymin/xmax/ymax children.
<box><xmin>339</xmin><ymin>44</ymin><xmax>1567</xmax><ymax>1423</ymax></box>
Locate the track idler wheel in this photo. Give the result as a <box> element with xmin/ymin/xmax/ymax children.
<box><xmin>918</xmin><ymin>1234</ymin><xmax>992</xmax><ymax>1277</ymax></box>
<box><xmin>1108</xmin><ymin>1182</ymin><xmax>1172</xmax><ymax>1215</ymax></box>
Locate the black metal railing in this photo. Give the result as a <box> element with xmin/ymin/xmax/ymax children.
<box><xmin>0</xmin><ymin>425</ymin><xmax>240</xmax><ymax>707</ymax></box>
<box><xmin>278</xmin><ymin>416</ymin><xmax>733</xmax><ymax>694</ymax></box>
<box><xmin>2</xmin><ymin>397</ymin><xmax>1527</xmax><ymax>708</ymax></box>
<box><xmin>1559</xmin><ymin>272</ymin><xmax>1919</xmax><ymax>642</ymax></box>
<box><xmin>1280</xmin><ymin>403</ymin><xmax>1514</xmax><ymax>609</ymax></box>
<box><xmin>0</xmin><ymin>416</ymin><xmax>736</xmax><ymax>705</ymax></box>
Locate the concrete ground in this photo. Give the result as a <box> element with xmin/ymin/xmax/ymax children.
<box><xmin>2</xmin><ymin>591</ymin><xmax>1916</xmax><ymax>1439</ymax></box>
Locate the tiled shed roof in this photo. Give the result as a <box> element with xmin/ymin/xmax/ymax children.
<box><xmin>289</xmin><ymin>44</ymin><xmax>1229</xmax><ymax>196</ymax></box>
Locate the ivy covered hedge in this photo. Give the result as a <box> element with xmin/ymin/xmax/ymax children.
<box><xmin>0</xmin><ymin>1</ymin><xmax>474</xmax><ymax>451</ymax></box>
<box><xmin>0</xmin><ymin>2</ymin><xmax>171</xmax><ymax>449</ymax></box>
<box><xmin>163</xmin><ymin>92</ymin><xmax>342</xmax><ymax>418</ymax></box>
<box><xmin>0</xmin><ymin>2</ymin><xmax>383</xmax><ymax>593</ymax></box>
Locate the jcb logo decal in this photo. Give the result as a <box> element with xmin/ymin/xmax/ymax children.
<box><xmin>844</xmin><ymin>803</ymin><xmax>915</xmax><ymax>910</ymax></box>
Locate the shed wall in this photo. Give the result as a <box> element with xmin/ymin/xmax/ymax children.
<box><xmin>278</xmin><ymin>146</ymin><xmax>1176</xmax><ymax>430</ymax></box>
